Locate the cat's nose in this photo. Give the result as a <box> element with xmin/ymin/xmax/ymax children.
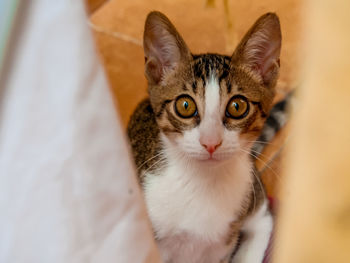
<box><xmin>200</xmin><ymin>140</ymin><xmax>222</xmax><ymax>154</ymax></box>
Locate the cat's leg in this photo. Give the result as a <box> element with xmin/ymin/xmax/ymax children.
<box><xmin>232</xmin><ymin>201</ymin><xmax>273</xmax><ymax>263</ymax></box>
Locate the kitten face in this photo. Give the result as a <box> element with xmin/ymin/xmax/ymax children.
<box><xmin>143</xmin><ymin>12</ymin><xmax>281</xmax><ymax>164</ymax></box>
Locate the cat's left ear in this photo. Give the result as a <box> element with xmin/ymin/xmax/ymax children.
<box><xmin>232</xmin><ymin>13</ymin><xmax>281</xmax><ymax>88</ymax></box>
<box><xmin>143</xmin><ymin>11</ymin><xmax>192</xmax><ymax>85</ymax></box>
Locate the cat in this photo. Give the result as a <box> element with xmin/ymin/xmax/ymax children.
<box><xmin>127</xmin><ymin>11</ymin><xmax>285</xmax><ymax>263</ymax></box>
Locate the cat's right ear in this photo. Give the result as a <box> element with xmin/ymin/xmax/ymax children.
<box><xmin>143</xmin><ymin>11</ymin><xmax>191</xmax><ymax>84</ymax></box>
<box><xmin>232</xmin><ymin>13</ymin><xmax>281</xmax><ymax>88</ymax></box>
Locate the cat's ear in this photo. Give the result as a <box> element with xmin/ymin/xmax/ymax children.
<box><xmin>232</xmin><ymin>13</ymin><xmax>281</xmax><ymax>87</ymax></box>
<box><xmin>143</xmin><ymin>11</ymin><xmax>191</xmax><ymax>84</ymax></box>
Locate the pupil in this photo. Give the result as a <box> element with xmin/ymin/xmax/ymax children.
<box><xmin>184</xmin><ymin>101</ymin><xmax>189</xmax><ymax>109</ymax></box>
<box><xmin>234</xmin><ymin>102</ymin><xmax>239</xmax><ymax>110</ymax></box>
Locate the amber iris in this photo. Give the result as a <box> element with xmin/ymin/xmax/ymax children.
<box><xmin>226</xmin><ymin>96</ymin><xmax>249</xmax><ymax>119</ymax></box>
<box><xmin>175</xmin><ymin>95</ymin><xmax>197</xmax><ymax>118</ymax></box>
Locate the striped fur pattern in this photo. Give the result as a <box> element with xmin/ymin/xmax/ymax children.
<box><xmin>252</xmin><ymin>93</ymin><xmax>291</xmax><ymax>157</ymax></box>
<box><xmin>147</xmin><ymin>53</ymin><xmax>275</xmax><ymax>140</ymax></box>
<box><xmin>127</xmin><ymin>11</ymin><xmax>284</xmax><ymax>263</ymax></box>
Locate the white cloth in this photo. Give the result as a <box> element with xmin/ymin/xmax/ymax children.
<box><xmin>0</xmin><ymin>1</ymin><xmax>160</xmax><ymax>262</ymax></box>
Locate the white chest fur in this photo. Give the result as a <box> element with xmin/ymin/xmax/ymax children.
<box><xmin>143</xmin><ymin>155</ymin><xmax>253</xmax><ymax>262</ymax></box>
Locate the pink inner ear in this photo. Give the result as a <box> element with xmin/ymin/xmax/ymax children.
<box><xmin>245</xmin><ymin>29</ymin><xmax>280</xmax><ymax>81</ymax></box>
<box><xmin>260</xmin><ymin>40</ymin><xmax>280</xmax><ymax>77</ymax></box>
<box><xmin>144</xmin><ymin>24</ymin><xmax>181</xmax><ymax>83</ymax></box>
<box><xmin>143</xmin><ymin>12</ymin><xmax>191</xmax><ymax>84</ymax></box>
<box><xmin>145</xmin><ymin>57</ymin><xmax>162</xmax><ymax>84</ymax></box>
<box><xmin>240</xmin><ymin>15</ymin><xmax>281</xmax><ymax>85</ymax></box>
<box><xmin>153</xmin><ymin>35</ymin><xmax>181</xmax><ymax>71</ymax></box>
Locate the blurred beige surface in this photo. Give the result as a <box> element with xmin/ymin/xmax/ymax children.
<box><xmin>274</xmin><ymin>0</ymin><xmax>350</xmax><ymax>262</ymax></box>
<box><xmin>89</xmin><ymin>0</ymin><xmax>301</xmax><ymax>197</ymax></box>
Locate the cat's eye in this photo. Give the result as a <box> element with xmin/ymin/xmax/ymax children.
<box><xmin>226</xmin><ymin>96</ymin><xmax>249</xmax><ymax>119</ymax></box>
<box><xmin>174</xmin><ymin>95</ymin><xmax>197</xmax><ymax>118</ymax></box>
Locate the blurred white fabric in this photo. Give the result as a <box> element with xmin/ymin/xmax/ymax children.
<box><xmin>0</xmin><ymin>1</ymin><xmax>160</xmax><ymax>262</ymax></box>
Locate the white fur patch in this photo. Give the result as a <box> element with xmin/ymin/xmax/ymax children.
<box><xmin>144</xmin><ymin>134</ymin><xmax>253</xmax><ymax>263</ymax></box>
<box><xmin>231</xmin><ymin>201</ymin><xmax>273</xmax><ymax>263</ymax></box>
<box><xmin>198</xmin><ymin>75</ymin><xmax>222</xmax><ymax>142</ymax></box>
<box><xmin>204</xmin><ymin>75</ymin><xmax>220</xmax><ymax>118</ymax></box>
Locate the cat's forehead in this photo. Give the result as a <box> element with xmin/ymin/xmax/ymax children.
<box><xmin>190</xmin><ymin>54</ymin><xmax>231</xmax><ymax>101</ymax></box>
<box><xmin>191</xmin><ymin>54</ymin><xmax>273</xmax><ymax>108</ymax></box>
<box><xmin>190</xmin><ymin>54</ymin><xmax>262</xmax><ymax>101</ymax></box>
<box><xmin>192</xmin><ymin>54</ymin><xmax>231</xmax><ymax>83</ymax></box>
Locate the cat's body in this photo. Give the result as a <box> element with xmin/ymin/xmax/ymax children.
<box><xmin>129</xmin><ymin>97</ymin><xmax>270</xmax><ymax>263</ymax></box>
<box><xmin>128</xmin><ymin>12</ymin><xmax>284</xmax><ymax>263</ymax></box>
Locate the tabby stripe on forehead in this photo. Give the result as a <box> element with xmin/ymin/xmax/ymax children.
<box><xmin>205</xmin><ymin>63</ymin><xmax>210</xmax><ymax>77</ymax></box>
<box><xmin>192</xmin><ymin>82</ymin><xmax>197</xmax><ymax>94</ymax></box>
<box><xmin>200</xmin><ymin>74</ymin><xmax>206</xmax><ymax>83</ymax></box>
<box><xmin>226</xmin><ymin>80</ymin><xmax>232</xmax><ymax>94</ymax></box>
<box><xmin>194</xmin><ymin>67</ymin><xmax>206</xmax><ymax>83</ymax></box>
<box><xmin>193</xmin><ymin>60</ymin><xmax>206</xmax><ymax>83</ymax></box>
<box><xmin>218</xmin><ymin>69</ymin><xmax>229</xmax><ymax>83</ymax></box>
<box><xmin>156</xmin><ymin>99</ymin><xmax>172</xmax><ymax>117</ymax></box>
<box><xmin>219</xmin><ymin>59</ymin><xmax>230</xmax><ymax>83</ymax></box>
<box><xmin>219</xmin><ymin>79</ymin><xmax>226</xmax><ymax>97</ymax></box>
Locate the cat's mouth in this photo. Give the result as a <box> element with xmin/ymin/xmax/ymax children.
<box><xmin>197</xmin><ymin>155</ymin><xmax>218</xmax><ymax>162</ymax></box>
<box><xmin>199</xmin><ymin>157</ymin><xmax>221</xmax><ymax>164</ymax></box>
<box><xmin>183</xmin><ymin>149</ymin><xmax>237</xmax><ymax>163</ymax></box>
<box><xmin>192</xmin><ymin>152</ymin><xmax>231</xmax><ymax>163</ymax></box>
<box><xmin>185</xmin><ymin>153</ymin><xmax>220</xmax><ymax>163</ymax></box>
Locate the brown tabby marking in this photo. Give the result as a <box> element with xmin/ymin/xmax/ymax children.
<box><xmin>150</xmin><ymin>54</ymin><xmax>275</xmax><ymax>140</ymax></box>
<box><xmin>127</xmin><ymin>99</ymin><xmax>162</xmax><ymax>182</ymax></box>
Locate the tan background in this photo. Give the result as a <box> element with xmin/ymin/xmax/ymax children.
<box><xmin>88</xmin><ymin>0</ymin><xmax>301</xmax><ymax>196</ymax></box>
<box><xmin>274</xmin><ymin>0</ymin><xmax>350</xmax><ymax>261</ymax></box>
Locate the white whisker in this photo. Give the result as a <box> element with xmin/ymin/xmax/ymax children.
<box><xmin>238</xmin><ymin>148</ymin><xmax>268</xmax><ymax>199</ymax></box>
<box><xmin>238</xmin><ymin>155</ymin><xmax>257</xmax><ymax>212</ymax></box>
<box><xmin>249</xmin><ymin>148</ymin><xmax>273</xmax><ymax>160</ymax></box>
<box><xmin>137</xmin><ymin>152</ymin><xmax>163</xmax><ymax>170</ymax></box>
<box><xmin>239</xmin><ymin>147</ymin><xmax>280</xmax><ymax>181</ymax></box>
<box><xmin>142</xmin><ymin>156</ymin><xmax>166</xmax><ymax>175</ymax></box>
<box><xmin>252</xmin><ymin>168</ymin><xmax>266</xmax><ymax>199</ymax></box>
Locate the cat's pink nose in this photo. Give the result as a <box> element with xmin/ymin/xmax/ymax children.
<box><xmin>200</xmin><ymin>140</ymin><xmax>222</xmax><ymax>154</ymax></box>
